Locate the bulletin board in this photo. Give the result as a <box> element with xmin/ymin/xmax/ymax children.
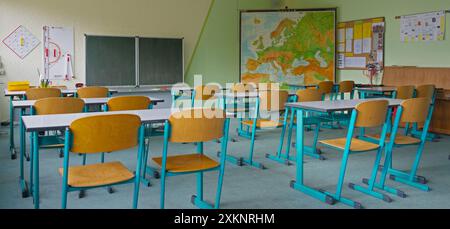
<box><xmin>337</xmin><ymin>17</ymin><xmax>385</xmax><ymax>70</ymax></box>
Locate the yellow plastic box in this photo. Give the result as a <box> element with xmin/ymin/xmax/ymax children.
<box><xmin>7</xmin><ymin>81</ymin><xmax>30</xmax><ymax>91</ymax></box>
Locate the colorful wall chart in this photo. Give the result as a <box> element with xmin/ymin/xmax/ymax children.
<box><xmin>2</xmin><ymin>25</ymin><xmax>40</xmax><ymax>59</ymax></box>
<box><xmin>43</xmin><ymin>26</ymin><xmax>74</xmax><ymax>80</ymax></box>
<box><xmin>400</xmin><ymin>11</ymin><xmax>446</xmax><ymax>42</ymax></box>
<box><xmin>240</xmin><ymin>9</ymin><xmax>336</xmax><ymax>86</ymax></box>
<box><xmin>337</xmin><ymin>17</ymin><xmax>385</xmax><ymax>70</ymax></box>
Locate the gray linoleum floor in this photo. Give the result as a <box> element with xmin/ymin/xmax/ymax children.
<box><xmin>0</xmin><ymin>120</ymin><xmax>449</xmax><ymax>209</ymax></box>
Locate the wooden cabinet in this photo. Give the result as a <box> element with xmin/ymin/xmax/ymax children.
<box><xmin>382</xmin><ymin>66</ymin><xmax>450</xmax><ymax>135</ymax></box>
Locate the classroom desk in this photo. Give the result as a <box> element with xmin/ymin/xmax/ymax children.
<box><xmin>10</xmin><ymin>96</ymin><xmax>164</xmax><ymax>162</ymax></box>
<box><xmin>286</xmin><ymin>98</ymin><xmax>403</xmax><ymax>208</ymax></box>
<box><xmin>356</xmin><ymin>87</ymin><xmax>397</xmax><ymax>99</ymax></box>
<box><xmin>21</xmin><ymin>108</ymin><xmax>172</xmax><ymax>209</ymax></box>
<box><xmin>21</xmin><ymin>108</ymin><xmax>234</xmax><ymax>209</ymax></box>
<box><xmin>4</xmin><ymin>88</ymin><xmax>119</xmax><ymax>160</ymax></box>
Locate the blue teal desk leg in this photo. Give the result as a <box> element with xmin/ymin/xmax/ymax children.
<box><xmin>289</xmin><ymin>108</ymin><xmax>335</xmax><ymax>205</ymax></box>
<box><xmin>9</xmin><ymin>96</ymin><xmax>17</xmax><ymax>160</ymax></box>
<box><xmin>19</xmin><ymin>108</ymin><xmax>30</xmax><ymax>198</ymax></box>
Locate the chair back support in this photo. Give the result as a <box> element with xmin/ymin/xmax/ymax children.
<box><xmin>415</xmin><ymin>84</ymin><xmax>435</xmax><ymax>99</ymax></box>
<box><xmin>77</xmin><ymin>86</ymin><xmax>109</xmax><ymax>98</ymax></box>
<box><xmin>296</xmin><ymin>89</ymin><xmax>323</xmax><ymax>102</ymax></box>
<box><xmin>318</xmin><ymin>81</ymin><xmax>334</xmax><ymax>95</ymax></box>
<box><xmin>339</xmin><ymin>81</ymin><xmax>355</xmax><ymax>93</ymax></box>
<box><xmin>51</xmin><ymin>85</ymin><xmax>68</xmax><ymax>90</ymax></box>
<box><xmin>34</xmin><ymin>98</ymin><xmax>85</xmax><ymax>115</ymax></box>
<box><xmin>355</xmin><ymin>100</ymin><xmax>389</xmax><ymax>128</ymax></box>
<box><xmin>194</xmin><ymin>85</ymin><xmax>221</xmax><ymax>101</ymax></box>
<box><xmin>169</xmin><ymin>108</ymin><xmax>226</xmax><ymax>143</ymax></box>
<box><xmin>107</xmin><ymin>96</ymin><xmax>151</xmax><ymax>111</ymax></box>
<box><xmin>26</xmin><ymin>88</ymin><xmax>61</xmax><ymax>100</ymax></box>
<box><xmin>400</xmin><ymin>98</ymin><xmax>431</xmax><ymax>123</ymax></box>
<box><xmin>70</xmin><ymin>114</ymin><xmax>141</xmax><ymax>154</ymax></box>
<box><xmin>259</xmin><ymin>90</ymin><xmax>290</xmax><ymax>112</ymax></box>
<box><xmin>231</xmin><ymin>83</ymin><xmax>256</xmax><ymax>93</ymax></box>
<box><xmin>395</xmin><ymin>85</ymin><xmax>415</xmax><ymax>99</ymax></box>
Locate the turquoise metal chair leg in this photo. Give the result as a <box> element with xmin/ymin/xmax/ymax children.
<box><xmin>266</xmin><ymin>107</ymin><xmax>291</xmax><ymax>165</ymax></box>
<box><xmin>214</xmin><ymin>119</ymin><xmax>230</xmax><ymax>209</ymax></box>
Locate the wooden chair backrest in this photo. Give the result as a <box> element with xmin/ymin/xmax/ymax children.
<box><xmin>70</xmin><ymin>114</ymin><xmax>141</xmax><ymax>154</ymax></box>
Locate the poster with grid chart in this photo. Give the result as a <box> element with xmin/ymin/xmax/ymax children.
<box><xmin>2</xmin><ymin>25</ymin><xmax>40</xmax><ymax>59</ymax></box>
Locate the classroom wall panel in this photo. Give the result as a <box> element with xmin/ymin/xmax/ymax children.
<box><xmin>187</xmin><ymin>0</ymin><xmax>450</xmax><ymax>85</ymax></box>
<box><xmin>0</xmin><ymin>0</ymin><xmax>212</xmax><ymax>120</ymax></box>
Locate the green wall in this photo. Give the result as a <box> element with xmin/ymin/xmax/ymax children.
<box><xmin>186</xmin><ymin>0</ymin><xmax>276</xmax><ymax>85</ymax></box>
<box><xmin>188</xmin><ymin>0</ymin><xmax>450</xmax><ymax>85</ymax></box>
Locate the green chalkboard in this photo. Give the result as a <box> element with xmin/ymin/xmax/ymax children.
<box><xmin>139</xmin><ymin>38</ymin><xmax>183</xmax><ymax>85</ymax></box>
<box><xmin>86</xmin><ymin>36</ymin><xmax>136</xmax><ymax>86</ymax></box>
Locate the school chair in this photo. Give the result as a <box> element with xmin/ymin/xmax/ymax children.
<box><xmin>152</xmin><ymin>108</ymin><xmax>230</xmax><ymax>209</ymax></box>
<box><xmin>60</xmin><ymin>114</ymin><xmax>145</xmax><ymax>209</ymax></box>
<box><xmin>335</xmin><ymin>80</ymin><xmax>355</xmax><ymax>100</ymax></box>
<box><xmin>317</xmin><ymin>81</ymin><xmax>342</xmax><ymax>129</ymax></box>
<box><xmin>394</xmin><ymin>85</ymin><xmax>415</xmax><ymax>100</ymax></box>
<box><xmin>319</xmin><ymin>100</ymin><xmax>391</xmax><ymax>208</ymax></box>
<box><xmin>22</xmin><ymin>88</ymin><xmax>62</xmax><ymax>161</ymax></box>
<box><xmin>228</xmin><ymin>83</ymin><xmax>257</xmax><ymax>140</ymax></box>
<box><xmin>318</xmin><ymin>81</ymin><xmax>335</xmax><ymax>101</ymax></box>
<box><xmin>77</xmin><ymin>86</ymin><xmax>110</xmax><ymax>112</ymax></box>
<box><xmin>363</xmin><ymin>97</ymin><xmax>433</xmax><ymax>196</ymax></box>
<box><xmin>408</xmin><ymin>85</ymin><xmax>437</xmax><ymax>142</ymax></box>
<box><xmin>191</xmin><ymin>85</ymin><xmax>221</xmax><ymax>108</ymax></box>
<box><xmin>228</xmin><ymin>90</ymin><xmax>290</xmax><ymax>169</ymax></box>
<box><xmin>25</xmin><ymin>88</ymin><xmax>61</xmax><ymax>100</ymax></box>
<box><xmin>105</xmin><ymin>96</ymin><xmax>159</xmax><ymax>186</ymax></box>
<box><xmin>27</xmin><ymin>98</ymin><xmax>85</xmax><ymax>201</ymax></box>
<box><xmin>267</xmin><ymin>88</ymin><xmax>326</xmax><ymax>164</ymax></box>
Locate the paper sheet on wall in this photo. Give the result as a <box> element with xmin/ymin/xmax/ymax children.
<box><xmin>337</xmin><ymin>54</ymin><xmax>345</xmax><ymax>68</ymax></box>
<box><xmin>344</xmin><ymin>56</ymin><xmax>366</xmax><ymax>68</ymax></box>
<box><xmin>400</xmin><ymin>11</ymin><xmax>446</xmax><ymax>42</ymax></box>
<box><xmin>338</xmin><ymin>29</ymin><xmax>345</xmax><ymax>42</ymax></box>
<box><xmin>345</xmin><ymin>39</ymin><xmax>353</xmax><ymax>52</ymax></box>
<box><xmin>353</xmin><ymin>39</ymin><xmax>362</xmax><ymax>54</ymax></box>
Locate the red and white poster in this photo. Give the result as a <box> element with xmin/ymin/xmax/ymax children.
<box><xmin>43</xmin><ymin>26</ymin><xmax>74</xmax><ymax>80</ymax></box>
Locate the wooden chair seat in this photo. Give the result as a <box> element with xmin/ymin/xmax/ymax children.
<box><xmin>366</xmin><ymin>134</ymin><xmax>421</xmax><ymax>145</ymax></box>
<box><xmin>320</xmin><ymin>138</ymin><xmax>379</xmax><ymax>152</ymax></box>
<box><xmin>153</xmin><ymin>154</ymin><xmax>220</xmax><ymax>173</ymax></box>
<box><xmin>58</xmin><ymin>161</ymin><xmax>134</xmax><ymax>188</ymax></box>
<box><xmin>242</xmin><ymin>119</ymin><xmax>283</xmax><ymax>128</ymax></box>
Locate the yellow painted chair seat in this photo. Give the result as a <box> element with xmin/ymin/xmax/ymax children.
<box><xmin>365</xmin><ymin>134</ymin><xmax>421</xmax><ymax>145</ymax></box>
<box><xmin>320</xmin><ymin>138</ymin><xmax>379</xmax><ymax>152</ymax></box>
<box><xmin>242</xmin><ymin>119</ymin><xmax>283</xmax><ymax>128</ymax></box>
<box><xmin>58</xmin><ymin>161</ymin><xmax>134</xmax><ymax>188</ymax></box>
<box><xmin>153</xmin><ymin>154</ymin><xmax>220</xmax><ymax>173</ymax></box>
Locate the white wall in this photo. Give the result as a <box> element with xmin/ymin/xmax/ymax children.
<box><xmin>0</xmin><ymin>0</ymin><xmax>212</xmax><ymax>121</ymax></box>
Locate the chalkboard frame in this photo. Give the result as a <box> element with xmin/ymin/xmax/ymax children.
<box><xmin>85</xmin><ymin>34</ymin><xmax>184</xmax><ymax>88</ymax></box>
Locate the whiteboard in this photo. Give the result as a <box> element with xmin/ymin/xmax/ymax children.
<box><xmin>43</xmin><ymin>26</ymin><xmax>74</xmax><ymax>80</ymax></box>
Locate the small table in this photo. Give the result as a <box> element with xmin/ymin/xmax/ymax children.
<box><xmin>356</xmin><ymin>87</ymin><xmax>397</xmax><ymax>99</ymax></box>
<box><xmin>286</xmin><ymin>98</ymin><xmax>403</xmax><ymax>208</ymax></box>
